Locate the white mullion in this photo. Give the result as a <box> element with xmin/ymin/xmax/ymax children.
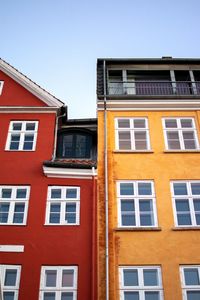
<box><xmin>8</xmin><ymin>201</ymin><xmax>15</xmax><ymax>224</ymax></box>
<box><xmin>61</xmin><ymin>202</ymin><xmax>65</xmax><ymax>224</ymax></box>
<box><xmin>57</xmin><ymin>268</ymin><xmax>62</xmax><ymax>290</ymax></box>
<box><xmin>189</xmin><ymin>197</ymin><xmax>196</xmax><ymax>225</ymax></box>
<box><xmin>152</xmin><ymin>197</ymin><xmax>157</xmax><ymax>226</ymax></box>
<box><xmin>76</xmin><ymin>201</ymin><xmax>80</xmax><ymax>225</ymax></box>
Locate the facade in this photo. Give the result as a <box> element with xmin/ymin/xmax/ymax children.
<box><xmin>97</xmin><ymin>58</ymin><xmax>200</xmax><ymax>300</ymax></box>
<box><xmin>0</xmin><ymin>59</ymin><xmax>97</xmax><ymax>300</ymax></box>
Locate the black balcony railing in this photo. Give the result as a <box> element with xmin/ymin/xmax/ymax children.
<box><xmin>107</xmin><ymin>81</ymin><xmax>200</xmax><ymax>96</ymax></box>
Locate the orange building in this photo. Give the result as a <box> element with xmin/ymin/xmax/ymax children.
<box><xmin>97</xmin><ymin>58</ymin><xmax>200</xmax><ymax>300</ymax></box>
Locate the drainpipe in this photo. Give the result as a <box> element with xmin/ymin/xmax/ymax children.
<box><xmin>52</xmin><ymin>106</ymin><xmax>67</xmax><ymax>160</ymax></box>
<box><xmin>91</xmin><ymin>166</ymin><xmax>97</xmax><ymax>300</ymax></box>
<box><xmin>103</xmin><ymin>59</ymin><xmax>109</xmax><ymax>300</ymax></box>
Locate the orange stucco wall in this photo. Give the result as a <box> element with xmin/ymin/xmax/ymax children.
<box><xmin>98</xmin><ymin>109</ymin><xmax>200</xmax><ymax>300</ymax></box>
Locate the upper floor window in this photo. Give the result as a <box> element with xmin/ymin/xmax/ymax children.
<box><xmin>5</xmin><ymin>121</ymin><xmax>38</xmax><ymax>151</ymax></box>
<box><xmin>171</xmin><ymin>181</ymin><xmax>200</xmax><ymax>227</ymax></box>
<box><xmin>39</xmin><ymin>266</ymin><xmax>78</xmax><ymax>300</ymax></box>
<box><xmin>119</xmin><ymin>266</ymin><xmax>164</xmax><ymax>300</ymax></box>
<box><xmin>0</xmin><ymin>80</ymin><xmax>4</xmax><ymax>95</ymax></box>
<box><xmin>115</xmin><ymin>118</ymin><xmax>150</xmax><ymax>151</ymax></box>
<box><xmin>0</xmin><ymin>264</ymin><xmax>21</xmax><ymax>300</ymax></box>
<box><xmin>117</xmin><ymin>181</ymin><xmax>157</xmax><ymax>227</ymax></box>
<box><xmin>57</xmin><ymin>130</ymin><xmax>92</xmax><ymax>159</ymax></box>
<box><xmin>163</xmin><ymin>118</ymin><xmax>199</xmax><ymax>150</ymax></box>
<box><xmin>45</xmin><ymin>186</ymin><xmax>80</xmax><ymax>225</ymax></box>
<box><xmin>0</xmin><ymin>186</ymin><xmax>30</xmax><ymax>225</ymax></box>
<box><xmin>180</xmin><ymin>265</ymin><xmax>200</xmax><ymax>300</ymax></box>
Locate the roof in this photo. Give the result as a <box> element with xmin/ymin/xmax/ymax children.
<box><xmin>0</xmin><ymin>58</ymin><xmax>64</xmax><ymax>108</ymax></box>
<box><xmin>97</xmin><ymin>57</ymin><xmax>200</xmax><ymax>65</ymax></box>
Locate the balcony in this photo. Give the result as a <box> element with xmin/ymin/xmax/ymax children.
<box><xmin>108</xmin><ymin>81</ymin><xmax>200</xmax><ymax>96</ymax></box>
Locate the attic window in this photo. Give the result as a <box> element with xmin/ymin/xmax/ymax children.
<box><xmin>57</xmin><ymin>131</ymin><xmax>92</xmax><ymax>159</ymax></box>
<box><xmin>0</xmin><ymin>81</ymin><xmax>4</xmax><ymax>95</ymax></box>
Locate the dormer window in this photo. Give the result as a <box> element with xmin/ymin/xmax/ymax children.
<box><xmin>57</xmin><ymin>130</ymin><xmax>93</xmax><ymax>159</ymax></box>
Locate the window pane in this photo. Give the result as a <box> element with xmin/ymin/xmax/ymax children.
<box><xmin>175</xmin><ymin>200</ymin><xmax>190</xmax><ymax>211</ymax></box>
<box><xmin>26</xmin><ymin>123</ymin><xmax>36</xmax><ymax>130</ymax></box>
<box><xmin>135</xmin><ymin>131</ymin><xmax>146</xmax><ymax>140</ymax></box>
<box><xmin>140</xmin><ymin>214</ymin><xmax>154</xmax><ymax>226</ymax></box>
<box><xmin>184</xmin><ymin>268</ymin><xmax>200</xmax><ymax>285</ymax></box>
<box><xmin>191</xmin><ymin>183</ymin><xmax>200</xmax><ymax>195</ymax></box>
<box><xmin>2</xmin><ymin>189</ymin><xmax>12</xmax><ymax>198</ymax></box>
<box><xmin>122</xmin><ymin>215</ymin><xmax>135</xmax><ymax>226</ymax></box>
<box><xmin>143</xmin><ymin>269</ymin><xmax>158</xmax><ymax>286</ymax></box>
<box><xmin>123</xmin><ymin>269</ymin><xmax>138</xmax><ymax>286</ymax></box>
<box><xmin>23</xmin><ymin>134</ymin><xmax>34</xmax><ymax>150</ymax></box>
<box><xmin>4</xmin><ymin>269</ymin><xmax>17</xmax><ymax>286</ymax></box>
<box><xmin>181</xmin><ymin>119</ymin><xmax>193</xmax><ymax>128</ymax></box>
<box><xmin>0</xmin><ymin>203</ymin><xmax>10</xmax><ymax>223</ymax></box>
<box><xmin>3</xmin><ymin>292</ymin><xmax>15</xmax><ymax>300</ymax></box>
<box><xmin>66</xmin><ymin>189</ymin><xmax>77</xmax><ymax>198</ymax></box>
<box><xmin>193</xmin><ymin>199</ymin><xmax>200</xmax><ymax>211</ymax></box>
<box><xmin>173</xmin><ymin>183</ymin><xmax>187</xmax><ymax>195</ymax></box>
<box><xmin>118</xmin><ymin>119</ymin><xmax>130</xmax><ymax>128</ymax></box>
<box><xmin>138</xmin><ymin>183</ymin><xmax>152</xmax><ymax>195</ymax></box>
<box><xmin>62</xmin><ymin>270</ymin><xmax>74</xmax><ymax>287</ymax></box>
<box><xmin>16</xmin><ymin>189</ymin><xmax>27</xmax><ymax>198</ymax></box>
<box><xmin>13</xmin><ymin>204</ymin><xmax>25</xmax><ymax>223</ymax></box>
<box><xmin>135</xmin><ymin>141</ymin><xmax>147</xmax><ymax>150</ymax></box>
<box><xmin>44</xmin><ymin>293</ymin><xmax>56</xmax><ymax>300</ymax></box>
<box><xmin>165</xmin><ymin>119</ymin><xmax>177</xmax><ymax>128</ymax></box>
<box><xmin>120</xmin><ymin>183</ymin><xmax>134</xmax><ymax>195</ymax></box>
<box><xmin>61</xmin><ymin>293</ymin><xmax>73</xmax><ymax>300</ymax></box>
<box><xmin>45</xmin><ymin>270</ymin><xmax>57</xmax><ymax>287</ymax></box>
<box><xmin>51</xmin><ymin>189</ymin><xmax>61</xmax><ymax>199</ymax></box>
<box><xmin>12</xmin><ymin>123</ymin><xmax>22</xmax><ymax>130</ymax></box>
<box><xmin>65</xmin><ymin>204</ymin><xmax>76</xmax><ymax>223</ymax></box>
<box><xmin>121</xmin><ymin>200</ymin><xmax>135</xmax><ymax>212</ymax></box>
<box><xmin>139</xmin><ymin>200</ymin><xmax>151</xmax><ymax>211</ymax></box>
<box><xmin>124</xmin><ymin>291</ymin><xmax>139</xmax><ymax>300</ymax></box>
<box><xmin>134</xmin><ymin>119</ymin><xmax>146</xmax><ymax>128</ymax></box>
<box><xmin>118</xmin><ymin>131</ymin><xmax>131</xmax><ymax>150</ymax></box>
<box><xmin>177</xmin><ymin>214</ymin><xmax>192</xmax><ymax>225</ymax></box>
<box><xmin>10</xmin><ymin>135</ymin><xmax>20</xmax><ymax>150</ymax></box>
<box><xmin>50</xmin><ymin>204</ymin><xmax>60</xmax><ymax>223</ymax></box>
<box><xmin>145</xmin><ymin>291</ymin><xmax>160</xmax><ymax>300</ymax></box>
<box><xmin>187</xmin><ymin>291</ymin><xmax>200</xmax><ymax>300</ymax></box>
<box><xmin>183</xmin><ymin>131</ymin><xmax>196</xmax><ymax>149</ymax></box>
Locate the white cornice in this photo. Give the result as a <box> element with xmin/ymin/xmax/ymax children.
<box><xmin>0</xmin><ymin>106</ymin><xmax>58</xmax><ymax>113</ymax></box>
<box><xmin>0</xmin><ymin>59</ymin><xmax>64</xmax><ymax>108</ymax></box>
<box><xmin>43</xmin><ymin>166</ymin><xmax>97</xmax><ymax>179</ymax></box>
<box><xmin>97</xmin><ymin>99</ymin><xmax>200</xmax><ymax>111</ymax></box>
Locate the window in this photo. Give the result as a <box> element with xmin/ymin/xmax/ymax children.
<box><xmin>5</xmin><ymin>121</ymin><xmax>38</xmax><ymax>151</ymax></box>
<box><xmin>57</xmin><ymin>131</ymin><xmax>92</xmax><ymax>159</ymax></box>
<box><xmin>171</xmin><ymin>181</ymin><xmax>200</xmax><ymax>227</ymax></box>
<box><xmin>0</xmin><ymin>80</ymin><xmax>4</xmax><ymax>95</ymax></box>
<box><xmin>0</xmin><ymin>265</ymin><xmax>21</xmax><ymax>300</ymax></box>
<box><xmin>180</xmin><ymin>266</ymin><xmax>200</xmax><ymax>300</ymax></box>
<box><xmin>0</xmin><ymin>186</ymin><xmax>30</xmax><ymax>225</ymax></box>
<box><xmin>119</xmin><ymin>266</ymin><xmax>164</xmax><ymax>300</ymax></box>
<box><xmin>117</xmin><ymin>181</ymin><xmax>157</xmax><ymax>227</ymax></box>
<box><xmin>39</xmin><ymin>266</ymin><xmax>78</xmax><ymax>300</ymax></box>
<box><xmin>115</xmin><ymin>118</ymin><xmax>150</xmax><ymax>151</ymax></box>
<box><xmin>45</xmin><ymin>186</ymin><xmax>80</xmax><ymax>225</ymax></box>
<box><xmin>162</xmin><ymin>118</ymin><xmax>199</xmax><ymax>150</ymax></box>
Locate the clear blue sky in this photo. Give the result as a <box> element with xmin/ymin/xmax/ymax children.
<box><xmin>1</xmin><ymin>0</ymin><xmax>200</xmax><ymax>118</ymax></box>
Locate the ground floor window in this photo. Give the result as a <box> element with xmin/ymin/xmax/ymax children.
<box><xmin>0</xmin><ymin>264</ymin><xmax>21</xmax><ymax>300</ymax></box>
<box><xmin>180</xmin><ymin>265</ymin><xmax>200</xmax><ymax>300</ymax></box>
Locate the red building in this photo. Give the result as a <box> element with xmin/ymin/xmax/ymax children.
<box><xmin>0</xmin><ymin>59</ymin><xmax>97</xmax><ymax>300</ymax></box>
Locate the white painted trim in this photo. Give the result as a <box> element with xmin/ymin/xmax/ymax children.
<box><xmin>0</xmin><ymin>81</ymin><xmax>4</xmax><ymax>95</ymax></box>
<box><xmin>0</xmin><ymin>59</ymin><xmax>64</xmax><ymax>107</ymax></box>
<box><xmin>0</xmin><ymin>245</ymin><xmax>24</xmax><ymax>252</ymax></box>
<box><xmin>0</xmin><ymin>106</ymin><xmax>58</xmax><ymax>113</ymax></box>
<box><xmin>43</xmin><ymin>166</ymin><xmax>97</xmax><ymax>179</ymax></box>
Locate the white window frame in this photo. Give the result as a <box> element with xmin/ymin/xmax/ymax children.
<box><xmin>39</xmin><ymin>266</ymin><xmax>78</xmax><ymax>300</ymax></box>
<box><xmin>162</xmin><ymin>117</ymin><xmax>199</xmax><ymax>150</ymax></box>
<box><xmin>117</xmin><ymin>181</ymin><xmax>158</xmax><ymax>228</ymax></box>
<box><xmin>0</xmin><ymin>264</ymin><xmax>21</xmax><ymax>300</ymax></box>
<box><xmin>119</xmin><ymin>266</ymin><xmax>164</xmax><ymax>300</ymax></box>
<box><xmin>0</xmin><ymin>81</ymin><xmax>4</xmax><ymax>95</ymax></box>
<box><xmin>5</xmin><ymin>121</ymin><xmax>39</xmax><ymax>151</ymax></box>
<box><xmin>0</xmin><ymin>186</ymin><xmax>30</xmax><ymax>225</ymax></box>
<box><xmin>180</xmin><ymin>265</ymin><xmax>200</xmax><ymax>300</ymax></box>
<box><xmin>171</xmin><ymin>181</ymin><xmax>200</xmax><ymax>227</ymax></box>
<box><xmin>115</xmin><ymin>118</ymin><xmax>151</xmax><ymax>151</ymax></box>
<box><xmin>45</xmin><ymin>186</ymin><xmax>80</xmax><ymax>225</ymax></box>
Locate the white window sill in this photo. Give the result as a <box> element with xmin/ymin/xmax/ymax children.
<box><xmin>44</xmin><ymin>224</ymin><xmax>79</xmax><ymax>226</ymax></box>
<box><xmin>113</xmin><ymin>150</ymin><xmax>154</xmax><ymax>154</ymax></box>
<box><xmin>115</xmin><ymin>227</ymin><xmax>161</xmax><ymax>231</ymax></box>
<box><xmin>172</xmin><ymin>226</ymin><xmax>200</xmax><ymax>231</ymax></box>
<box><xmin>164</xmin><ymin>150</ymin><xmax>200</xmax><ymax>153</ymax></box>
